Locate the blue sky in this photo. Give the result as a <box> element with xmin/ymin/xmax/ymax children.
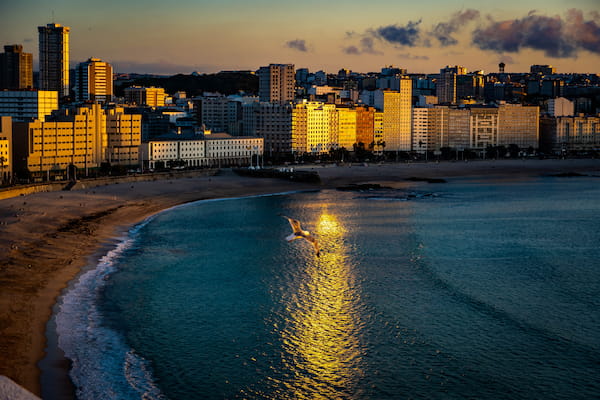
<box><xmin>1</xmin><ymin>0</ymin><xmax>599</xmax><ymax>74</ymax></box>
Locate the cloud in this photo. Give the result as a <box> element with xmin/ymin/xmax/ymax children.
<box><xmin>285</xmin><ymin>39</ymin><xmax>308</xmax><ymax>52</ymax></box>
<box><xmin>374</xmin><ymin>20</ymin><xmax>422</xmax><ymax>47</ymax></box>
<box><xmin>342</xmin><ymin>45</ymin><xmax>360</xmax><ymax>55</ymax></box>
<box><xmin>397</xmin><ymin>53</ymin><xmax>430</xmax><ymax>60</ymax></box>
<box><xmin>431</xmin><ymin>9</ymin><xmax>479</xmax><ymax>46</ymax></box>
<box><xmin>472</xmin><ymin>9</ymin><xmax>600</xmax><ymax>57</ymax></box>
<box><xmin>343</xmin><ymin>35</ymin><xmax>383</xmax><ymax>55</ymax></box>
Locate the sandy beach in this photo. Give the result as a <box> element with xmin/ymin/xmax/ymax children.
<box><xmin>1</xmin><ymin>158</ymin><xmax>599</xmax><ymax>397</ymax></box>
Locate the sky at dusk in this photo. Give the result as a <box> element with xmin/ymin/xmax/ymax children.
<box><xmin>1</xmin><ymin>0</ymin><xmax>599</xmax><ymax>75</ymax></box>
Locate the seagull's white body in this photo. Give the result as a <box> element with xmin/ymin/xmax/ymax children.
<box><xmin>280</xmin><ymin>214</ymin><xmax>320</xmax><ymax>256</ymax></box>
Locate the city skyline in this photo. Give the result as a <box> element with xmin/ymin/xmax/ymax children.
<box><xmin>1</xmin><ymin>0</ymin><xmax>599</xmax><ymax>75</ymax></box>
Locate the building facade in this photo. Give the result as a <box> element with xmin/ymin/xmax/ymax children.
<box><xmin>497</xmin><ymin>104</ymin><xmax>539</xmax><ymax>149</ymax></box>
<box><xmin>540</xmin><ymin>115</ymin><xmax>600</xmax><ymax>154</ymax></box>
<box><xmin>74</xmin><ymin>57</ymin><xmax>114</xmax><ymax>103</ymax></box>
<box><xmin>106</xmin><ymin>107</ymin><xmax>142</xmax><ymax>166</ymax></box>
<box><xmin>0</xmin><ymin>45</ymin><xmax>33</xmax><ymax>90</ymax></box>
<box><xmin>0</xmin><ymin>90</ymin><xmax>59</xmax><ymax>122</ymax></box>
<box><xmin>12</xmin><ymin>104</ymin><xmax>106</xmax><ymax>180</ymax></box>
<box><xmin>38</xmin><ymin>23</ymin><xmax>70</xmax><ymax>97</ymax></box>
<box><xmin>258</xmin><ymin>64</ymin><xmax>295</xmax><ymax>103</ymax></box>
<box><xmin>336</xmin><ymin>107</ymin><xmax>357</xmax><ymax>150</ymax></box>
<box><xmin>382</xmin><ymin>80</ymin><xmax>412</xmax><ymax>151</ymax></box>
<box><xmin>124</xmin><ymin>86</ymin><xmax>166</xmax><ymax>107</ymax></box>
<box><xmin>0</xmin><ymin>116</ymin><xmax>12</xmax><ymax>183</ymax></box>
<box><xmin>292</xmin><ymin>101</ymin><xmax>338</xmax><ymax>154</ymax></box>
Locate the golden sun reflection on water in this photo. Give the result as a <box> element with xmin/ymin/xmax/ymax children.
<box><xmin>272</xmin><ymin>210</ymin><xmax>365</xmax><ymax>399</ymax></box>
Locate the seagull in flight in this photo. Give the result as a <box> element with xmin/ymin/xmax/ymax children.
<box><xmin>280</xmin><ymin>214</ymin><xmax>320</xmax><ymax>257</ymax></box>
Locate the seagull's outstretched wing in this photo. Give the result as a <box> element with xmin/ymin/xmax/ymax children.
<box><xmin>281</xmin><ymin>214</ymin><xmax>303</xmax><ymax>233</ymax></box>
<box><xmin>305</xmin><ymin>235</ymin><xmax>320</xmax><ymax>257</ymax></box>
<box><xmin>279</xmin><ymin>214</ymin><xmax>320</xmax><ymax>256</ymax></box>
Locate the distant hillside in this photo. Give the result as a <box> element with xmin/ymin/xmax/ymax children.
<box><xmin>114</xmin><ymin>72</ymin><xmax>259</xmax><ymax>97</ymax></box>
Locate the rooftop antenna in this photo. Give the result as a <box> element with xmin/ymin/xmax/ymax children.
<box><xmin>51</xmin><ymin>10</ymin><xmax>55</xmax><ymax>23</ymax></box>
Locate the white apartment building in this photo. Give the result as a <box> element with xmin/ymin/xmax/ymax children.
<box><xmin>142</xmin><ymin>134</ymin><xmax>264</xmax><ymax>169</ymax></box>
<box><xmin>204</xmin><ymin>133</ymin><xmax>263</xmax><ymax>166</ymax></box>
<box><xmin>141</xmin><ymin>139</ymin><xmax>206</xmax><ymax>169</ymax></box>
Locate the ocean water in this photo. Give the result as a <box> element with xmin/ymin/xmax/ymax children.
<box><xmin>53</xmin><ymin>176</ymin><xmax>600</xmax><ymax>399</ymax></box>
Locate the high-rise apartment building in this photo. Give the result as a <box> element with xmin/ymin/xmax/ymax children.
<box><xmin>540</xmin><ymin>115</ymin><xmax>600</xmax><ymax>153</ymax></box>
<box><xmin>292</xmin><ymin>101</ymin><xmax>337</xmax><ymax>154</ymax></box>
<box><xmin>258</xmin><ymin>64</ymin><xmax>295</xmax><ymax>103</ymax></box>
<box><xmin>0</xmin><ymin>45</ymin><xmax>33</xmax><ymax>90</ymax></box>
<box><xmin>74</xmin><ymin>57</ymin><xmax>113</xmax><ymax>103</ymax></box>
<box><xmin>436</xmin><ymin>65</ymin><xmax>467</xmax><ymax>104</ymax></box>
<box><xmin>38</xmin><ymin>23</ymin><xmax>70</xmax><ymax>97</ymax></box>
<box><xmin>336</xmin><ymin>107</ymin><xmax>357</xmax><ymax>149</ymax></box>
<box><xmin>0</xmin><ymin>90</ymin><xmax>58</xmax><ymax>122</ymax></box>
<box><xmin>382</xmin><ymin>78</ymin><xmax>412</xmax><ymax>152</ymax></box>
<box><xmin>355</xmin><ymin>106</ymin><xmax>375</xmax><ymax>148</ymax></box>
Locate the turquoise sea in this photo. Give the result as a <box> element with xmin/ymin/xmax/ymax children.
<box><xmin>47</xmin><ymin>175</ymin><xmax>600</xmax><ymax>399</ymax></box>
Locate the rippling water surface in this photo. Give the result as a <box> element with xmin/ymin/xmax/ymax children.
<box><xmin>55</xmin><ymin>177</ymin><xmax>600</xmax><ymax>399</ymax></box>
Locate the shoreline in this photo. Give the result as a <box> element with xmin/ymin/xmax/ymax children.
<box><xmin>1</xmin><ymin>159</ymin><xmax>599</xmax><ymax>397</ymax></box>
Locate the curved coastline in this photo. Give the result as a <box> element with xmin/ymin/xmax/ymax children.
<box><xmin>0</xmin><ymin>159</ymin><xmax>599</xmax><ymax>397</ymax></box>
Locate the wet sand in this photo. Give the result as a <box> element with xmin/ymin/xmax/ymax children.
<box><xmin>0</xmin><ymin>159</ymin><xmax>598</xmax><ymax>396</ymax></box>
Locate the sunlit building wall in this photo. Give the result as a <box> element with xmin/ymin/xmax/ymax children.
<box><xmin>258</xmin><ymin>64</ymin><xmax>295</xmax><ymax>103</ymax></box>
<box><xmin>336</xmin><ymin>107</ymin><xmax>357</xmax><ymax>150</ymax></box>
<box><xmin>355</xmin><ymin>106</ymin><xmax>375</xmax><ymax>148</ymax></box>
<box><xmin>292</xmin><ymin>101</ymin><xmax>338</xmax><ymax>154</ymax></box>
<box><xmin>0</xmin><ymin>116</ymin><xmax>12</xmax><ymax>183</ymax></box>
<box><xmin>373</xmin><ymin>111</ymin><xmax>384</xmax><ymax>154</ymax></box>
<box><xmin>0</xmin><ymin>90</ymin><xmax>58</xmax><ymax>122</ymax></box>
<box><xmin>382</xmin><ymin>79</ymin><xmax>412</xmax><ymax>151</ymax></box>
<box><xmin>106</xmin><ymin>107</ymin><xmax>142</xmax><ymax>166</ymax></box>
<box><xmin>38</xmin><ymin>23</ymin><xmax>70</xmax><ymax>97</ymax></box>
<box><xmin>12</xmin><ymin>104</ymin><xmax>106</xmax><ymax>180</ymax></box>
<box><xmin>74</xmin><ymin>57</ymin><xmax>113</xmax><ymax>103</ymax></box>
<box><xmin>0</xmin><ymin>45</ymin><xmax>33</xmax><ymax>90</ymax></box>
<box><xmin>124</xmin><ymin>86</ymin><xmax>166</xmax><ymax>107</ymax></box>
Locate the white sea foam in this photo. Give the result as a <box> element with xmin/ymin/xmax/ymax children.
<box><xmin>55</xmin><ymin>220</ymin><xmax>167</xmax><ymax>400</ymax></box>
